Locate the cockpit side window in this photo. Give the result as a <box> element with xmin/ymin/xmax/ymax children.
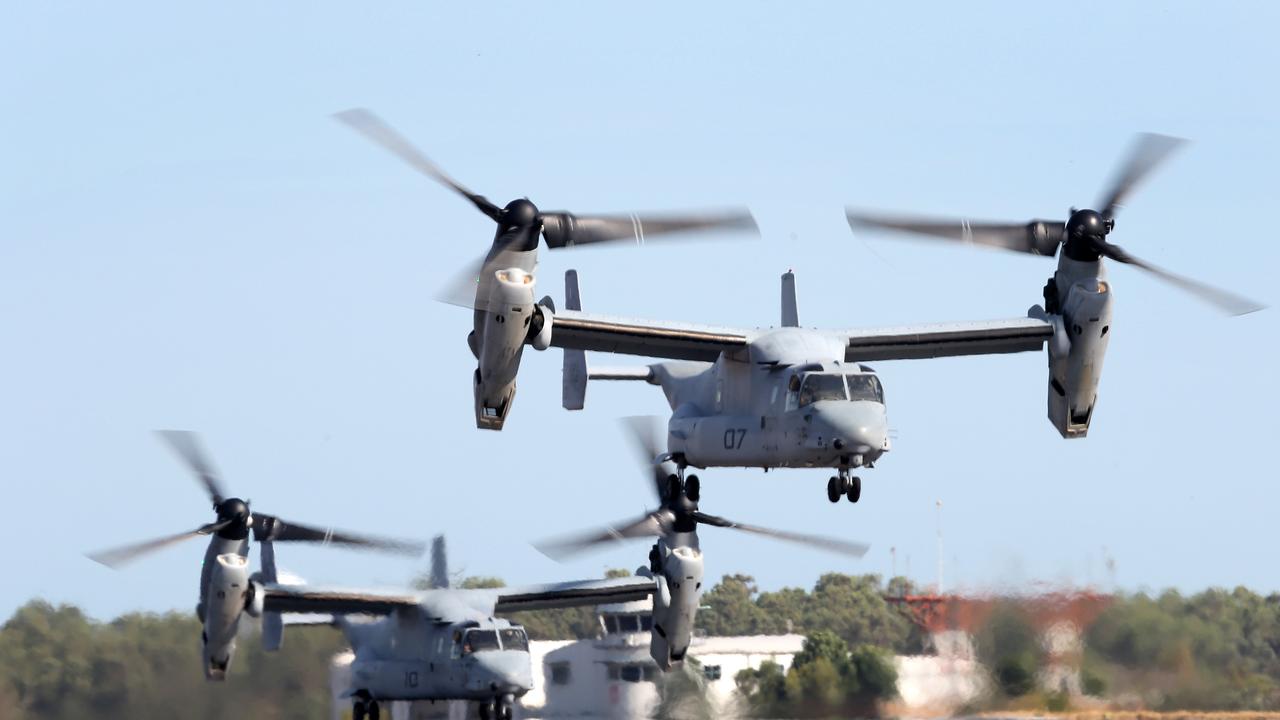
<box><xmin>798</xmin><ymin>373</ymin><xmax>848</xmax><ymax>406</ymax></box>
<box><xmin>499</xmin><ymin>627</ymin><xmax>529</xmax><ymax>651</ymax></box>
<box><xmin>462</xmin><ymin>629</ymin><xmax>500</xmax><ymax>654</ymax></box>
<box><xmin>846</xmin><ymin>374</ymin><xmax>885</xmax><ymax>403</ymax></box>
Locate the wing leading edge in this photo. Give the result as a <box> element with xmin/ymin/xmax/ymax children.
<box><xmin>493</xmin><ymin>576</ymin><xmax>657</xmax><ymax>614</ymax></box>
<box><xmin>259</xmin><ymin>583</ymin><xmax>423</xmax><ymax>616</ymax></box>
<box><xmin>839</xmin><ymin>317</ymin><xmax>1055</xmax><ymax>362</ymax></box>
<box><xmin>549</xmin><ymin>309</ymin><xmax>753</xmax><ymax>362</ymax></box>
<box><xmin>547</xmin><ymin>309</ymin><xmax>1054</xmax><ymax>364</ymax></box>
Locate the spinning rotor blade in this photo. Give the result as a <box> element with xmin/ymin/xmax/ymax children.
<box><xmin>1099</xmin><ymin>133</ymin><xmax>1187</xmax><ymax>221</ymax></box>
<box><xmin>1093</xmin><ymin>240</ymin><xmax>1265</xmax><ymax>316</ymax></box>
<box><xmin>621</xmin><ymin>416</ymin><xmax>672</xmax><ymax>504</ymax></box>
<box><xmin>87</xmin><ymin>520</ymin><xmax>230</xmax><ymax>569</ymax></box>
<box><xmin>333</xmin><ymin>108</ymin><xmax>503</xmax><ymax>221</ymax></box>
<box><xmin>156</xmin><ymin>430</ymin><xmax>226</xmax><ymax>506</ymax></box>
<box><xmin>846</xmin><ymin>210</ymin><xmax>1065</xmax><ymax>257</ymax></box>
<box><xmin>534</xmin><ymin>512</ymin><xmax>670</xmax><ymax>560</ymax></box>
<box><xmin>434</xmin><ymin>246</ymin><xmax>532</xmax><ymax>313</ymax></box>
<box><xmin>252</xmin><ymin>515</ymin><xmax>426</xmax><ymax>557</ymax></box>
<box><xmin>436</xmin><ymin>255</ymin><xmax>488</xmax><ymax>310</ymax></box>
<box><xmin>539</xmin><ymin>210</ymin><xmax>758</xmax><ymax>249</ymax></box>
<box><xmin>689</xmin><ymin>511</ymin><xmax>870</xmax><ymax>558</ymax></box>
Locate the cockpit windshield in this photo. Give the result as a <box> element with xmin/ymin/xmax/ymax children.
<box><xmin>499</xmin><ymin>627</ymin><xmax>529</xmax><ymax>652</ymax></box>
<box><xmin>462</xmin><ymin>629</ymin><xmax>500</xmax><ymax>654</ymax></box>
<box><xmin>846</xmin><ymin>374</ymin><xmax>885</xmax><ymax>403</ymax></box>
<box><xmin>798</xmin><ymin>373</ymin><xmax>848</xmax><ymax>406</ymax></box>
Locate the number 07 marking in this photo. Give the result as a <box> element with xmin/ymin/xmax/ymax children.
<box><xmin>723</xmin><ymin>429</ymin><xmax>746</xmax><ymax>449</ymax></box>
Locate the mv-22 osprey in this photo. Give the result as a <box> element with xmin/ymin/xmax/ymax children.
<box><xmin>550</xmin><ymin>134</ymin><xmax>1263</xmax><ymax>504</ymax></box>
<box><xmin>87</xmin><ymin>431</ymin><xmax>427</xmax><ymax>680</ymax></box>
<box><xmin>334</xmin><ymin>116</ymin><xmax>1263</xmax><ymax>504</ymax></box>
<box><xmin>90</xmin><ymin>431</ymin><xmax>865</xmax><ymax>720</ymax></box>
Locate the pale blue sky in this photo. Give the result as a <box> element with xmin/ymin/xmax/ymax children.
<box><xmin>2</xmin><ymin>2</ymin><xmax>1277</xmax><ymax>620</ymax></box>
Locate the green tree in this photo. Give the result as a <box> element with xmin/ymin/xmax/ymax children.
<box><xmin>792</xmin><ymin>630</ymin><xmax>851</xmax><ymax>674</ymax></box>
<box><xmin>735</xmin><ymin>660</ymin><xmax>787</xmax><ymax>713</ymax></box>
<box><xmin>736</xmin><ymin>632</ymin><xmax>897</xmax><ymax>718</ymax></box>
<box><xmin>786</xmin><ymin>656</ymin><xmax>845</xmax><ymax>711</ymax></box>
<box><xmin>976</xmin><ymin>602</ymin><xmax>1041</xmax><ymax>698</ymax></box>
<box><xmin>849</xmin><ymin>644</ymin><xmax>898</xmax><ymax>701</ymax></box>
<box><xmin>698</xmin><ymin>575</ymin><xmax>778</xmax><ymax>637</ymax></box>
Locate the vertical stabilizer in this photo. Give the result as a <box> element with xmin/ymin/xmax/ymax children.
<box><xmin>781</xmin><ymin>271</ymin><xmax>800</xmax><ymax>327</ymax></box>
<box><xmin>429</xmin><ymin>535</ymin><xmax>449</xmax><ymax>589</ymax></box>
<box><xmin>563</xmin><ymin>270</ymin><xmax>588</xmax><ymax>410</ymax></box>
<box><xmin>259</xmin><ymin>540</ymin><xmax>283</xmax><ymax>651</ymax></box>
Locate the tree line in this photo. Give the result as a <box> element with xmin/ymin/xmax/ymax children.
<box><xmin>5</xmin><ymin>573</ymin><xmax>1280</xmax><ymax>718</ymax></box>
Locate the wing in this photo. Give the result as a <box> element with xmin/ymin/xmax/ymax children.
<box><xmin>259</xmin><ymin>583</ymin><xmax>423</xmax><ymax>616</ymax></box>
<box><xmin>492</xmin><ymin>576</ymin><xmax>657</xmax><ymax>614</ymax></box>
<box><xmin>838</xmin><ymin>317</ymin><xmax>1055</xmax><ymax>362</ymax></box>
<box><xmin>549</xmin><ymin>308</ymin><xmax>754</xmax><ymax>362</ymax></box>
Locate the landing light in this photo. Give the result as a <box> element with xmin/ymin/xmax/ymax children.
<box><xmin>495</xmin><ymin>269</ymin><xmax>534</xmax><ymax>285</ymax></box>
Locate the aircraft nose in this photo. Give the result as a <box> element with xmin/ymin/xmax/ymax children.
<box><xmin>817</xmin><ymin>402</ymin><xmax>887</xmax><ymax>455</ymax></box>
<box><xmin>469</xmin><ymin>651</ymin><xmax>533</xmax><ymax>694</ymax></box>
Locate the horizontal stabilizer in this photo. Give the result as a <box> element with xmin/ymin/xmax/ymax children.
<box><xmin>282</xmin><ymin>613</ymin><xmax>337</xmax><ymax>627</ymax></box>
<box><xmin>589</xmin><ymin>366</ymin><xmax>654</xmax><ymax>381</ymax></box>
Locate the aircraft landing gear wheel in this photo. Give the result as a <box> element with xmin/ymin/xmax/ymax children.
<box><xmin>368</xmin><ymin>700</ymin><xmax>381</xmax><ymax>720</ymax></box>
<box><xmin>353</xmin><ymin>700</ymin><xmax>368</xmax><ymax>720</ymax></box>
<box><xmin>846</xmin><ymin>476</ymin><xmax>862</xmax><ymax>503</ymax></box>
<box><xmin>479</xmin><ymin>699</ymin><xmax>494</xmax><ymax>720</ymax></box>
<box><xmin>826</xmin><ymin>476</ymin><xmax>841</xmax><ymax>503</ymax></box>
<box><xmin>497</xmin><ymin>694</ymin><xmax>515</xmax><ymax>720</ymax></box>
<box><xmin>685</xmin><ymin>474</ymin><xmax>700</xmax><ymax>502</ymax></box>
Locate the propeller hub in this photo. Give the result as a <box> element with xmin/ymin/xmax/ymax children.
<box><xmin>502</xmin><ymin>198</ymin><xmax>539</xmax><ymax>228</ymax></box>
<box><xmin>216</xmin><ymin>497</ymin><xmax>250</xmax><ymax>522</ymax></box>
<box><xmin>1066</xmin><ymin>209</ymin><xmax>1110</xmax><ymax>239</ymax></box>
<box><xmin>1063</xmin><ymin>209</ymin><xmax>1114</xmax><ymax>262</ymax></box>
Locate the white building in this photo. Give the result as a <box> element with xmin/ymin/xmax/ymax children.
<box><xmin>523</xmin><ymin>600</ymin><xmax>805</xmax><ymax>718</ymax></box>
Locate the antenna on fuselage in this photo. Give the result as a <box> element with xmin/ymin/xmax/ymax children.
<box><xmin>781</xmin><ymin>270</ymin><xmax>799</xmax><ymax>328</ymax></box>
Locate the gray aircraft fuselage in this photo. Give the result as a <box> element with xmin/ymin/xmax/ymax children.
<box><xmin>338</xmin><ymin>597</ymin><xmax>533</xmax><ymax>704</ymax></box>
<box><xmin>647</xmin><ymin>347</ymin><xmax>890</xmax><ymax>472</ymax></box>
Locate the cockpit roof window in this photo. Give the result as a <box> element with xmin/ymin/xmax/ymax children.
<box><xmin>846</xmin><ymin>374</ymin><xmax>885</xmax><ymax>403</ymax></box>
<box><xmin>798</xmin><ymin>373</ymin><xmax>848</xmax><ymax>406</ymax></box>
<box><xmin>462</xmin><ymin>629</ymin><xmax>500</xmax><ymax>654</ymax></box>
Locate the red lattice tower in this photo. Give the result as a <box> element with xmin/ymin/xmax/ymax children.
<box><xmin>885</xmin><ymin>590</ymin><xmax>1111</xmax><ymax>638</ymax></box>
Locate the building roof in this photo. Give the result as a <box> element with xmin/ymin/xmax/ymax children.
<box><xmin>690</xmin><ymin>634</ymin><xmax>806</xmax><ymax>655</ymax></box>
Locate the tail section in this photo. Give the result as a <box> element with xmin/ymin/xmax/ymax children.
<box><xmin>781</xmin><ymin>270</ymin><xmax>799</xmax><ymax>327</ymax></box>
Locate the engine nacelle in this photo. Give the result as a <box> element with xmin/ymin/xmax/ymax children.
<box><xmin>474</xmin><ymin>268</ymin><xmax>537</xmax><ymax>430</ymax></box>
<box><xmin>529</xmin><ymin>299</ymin><xmax>554</xmax><ymax>351</ymax></box>
<box><xmin>649</xmin><ymin>545</ymin><xmax>704</xmax><ymax>671</ymax></box>
<box><xmin>1046</xmin><ymin>260</ymin><xmax>1114</xmax><ymax>438</ymax></box>
<box><xmin>202</xmin><ymin>553</ymin><xmax>250</xmax><ymax>681</ymax></box>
